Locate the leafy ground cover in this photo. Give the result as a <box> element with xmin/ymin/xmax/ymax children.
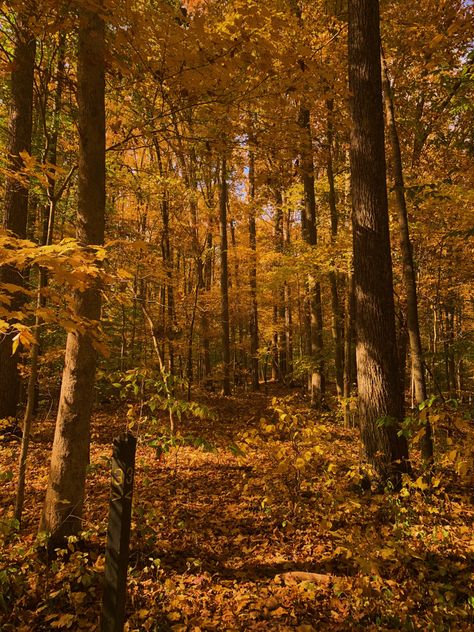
<box><xmin>1</xmin><ymin>386</ymin><xmax>473</xmax><ymax>631</ymax></box>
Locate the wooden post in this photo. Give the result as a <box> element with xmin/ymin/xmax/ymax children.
<box><xmin>101</xmin><ymin>433</ymin><xmax>136</xmax><ymax>632</ymax></box>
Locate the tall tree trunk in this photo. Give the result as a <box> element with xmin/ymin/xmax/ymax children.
<box><xmin>164</xmin><ymin>199</ymin><xmax>175</xmax><ymax>375</ymax></box>
<box><xmin>16</xmin><ymin>41</ymin><xmax>68</xmax><ymax>523</ymax></box>
<box><xmin>455</xmin><ymin>304</ymin><xmax>464</xmax><ymax>398</ymax></box>
<box><xmin>219</xmin><ymin>157</ymin><xmax>231</xmax><ymax>395</ymax></box>
<box><xmin>201</xmin><ymin>231</ymin><xmax>212</xmax><ymax>385</ymax></box>
<box><xmin>40</xmin><ymin>5</ymin><xmax>105</xmax><ymax>543</ymax></box>
<box><xmin>396</xmin><ymin>310</ymin><xmax>408</xmax><ymax>402</ymax></box>
<box><xmin>310</xmin><ymin>281</ymin><xmax>324</xmax><ymax>406</ymax></box>
<box><xmin>0</xmin><ymin>16</ymin><xmax>36</xmax><ymax>419</ymax></box>
<box><xmin>446</xmin><ymin>304</ymin><xmax>456</xmax><ymax>397</ymax></box>
<box><xmin>154</xmin><ymin>141</ymin><xmax>175</xmax><ymax>375</ymax></box>
<box><xmin>272</xmin><ymin>306</ymin><xmax>279</xmax><ymax>381</ymax></box>
<box><xmin>285</xmin><ymin>282</ymin><xmax>293</xmax><ymax>382</ymax></box>
<box><xmin>348</xmin><ymin>0</ymin><xmax>410</xmax><ymax>484</ymax></box>
<box><xmin>186</xmin><ymin>172</ymin><xmax>201</xmax><ymax>395</ymax></box>
<box><xmin>274</xmin><ymin>190</ymin><xmax>287</xmax><ymax>381</ymax></box>
<box><xmin>248</xmin><ymin>151</ymin><xmax>259</xmax><ymax>390</ymax></box>
<box><xmin>229</xmin><ymin>218</ymin><xmax>242</xmax><ymax>383</ymax></box>
<box><xmin>326</xmin><ymin>99</ymin><xmax>344</xmax><ymax>398</ymax></box>
<box><xmin>15</xmin><ymin>279</ymin><xmax>42</xmax><ymax>524</ymax></box>
<box><xmin>343</xmin><ymin>271</ymin><xmax>355</xmax><ymax>427</ymax></box>
<box><xmin>33</xmin><ymin>36</ymin><xmax>67</xmax><ymax>413</ymax></box>
<box><xmin>186</xmin><ymin>273</ymin><xmax>200</xmax><ymax>401</ymax></box>
<box><xmin>284</xmin><ymin>209</ymin><xmax>294</xmax><ymax>381</ymax></box>
<box><xmin>381</xmin><ymin>53</ymin><xmax>433</xmax><ymax>465</ymax></box>
<box><xmin>298</xmin><ymin>107</ymin><xmax>325</xmax><ymax>406</ymax></box>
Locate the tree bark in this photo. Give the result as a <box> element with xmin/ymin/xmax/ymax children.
<box><xmin>40</xmin><ymin>5</ymin><xmax>105</xmax><ymax>543</ymax></box>
<box><xmin>201</xmin><ymin>231</ymin><xmax>213</xmax><ymax>385</ymax></box>
<box><xmin>248</xmin><ymin>151</ymin><xmax>259</xmax><ymax>390</ymax></box>
<box><xmin>15</xmin><ymin>284</ymin><xmax>41</xmax><ymax>524</ymax></box>
<box><xmin>219</xmin><ymin>157</ymin><xmax>231</xmax><ymax>395</ymax></box>
<box><xmin>381</xmin><ymin>53</ymin><xmax>433</xmax><ymax>465</ymax></box>
<box><xmin>0</xmin><ymin>15</ymin><xmax>36</xmax><ymax>419</ymax></box>
<box><xmin>343</xmin><ymin>271</ymin><xmax>355</xmax><ymax>427</ymax></box>
<box><xmin>284</xmin><ymin>209</ymin><xmax>294</xmax><ymax>381</ymax></box>
<box><xmin>16</xmin><ymin>41</ymin><xmax>69</xmax><ymax>523</ymax></box>
<box><xmin>326</xmin><ymin>99</ymin><xmax>344</xmax><ymax>398</ymax></box>
<box><xmin>298</xmin><ymin>107</ymin><xmax>325</xmax><ymax>406</ymax></box>
<box><xmin>274</xmin><ymin>190</ymin><xmax>287</xmax><ymax>381</ymax></box>
<box><xmin>348</xmin><ymin>0</ymin><xmax>410</xmax><ymax>484</ymax></box>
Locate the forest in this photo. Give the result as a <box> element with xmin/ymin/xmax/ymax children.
<box><xmin>0</xmin><ymin>0</ymin><xmax>473</xmax><ymax>630</ymax></box>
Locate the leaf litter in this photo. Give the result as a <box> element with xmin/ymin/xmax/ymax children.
<box><xmin>1</xmin><ymin>385</ymin><xmax>473</xmax><ymax>630</ymax></box>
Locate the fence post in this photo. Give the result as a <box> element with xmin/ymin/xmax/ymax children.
<box><xmin>100</xmin><ymin>433</ymin><xmax>136</xmax><ymax>632</ymax></box>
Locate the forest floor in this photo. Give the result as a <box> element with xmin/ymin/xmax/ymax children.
<box><xmin>1</xmin><ymin>385</ymin><xmax>473</xmax><ymax>631</ymax></box>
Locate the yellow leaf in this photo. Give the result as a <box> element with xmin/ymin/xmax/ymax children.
<box><xmin>380</xmin><ymin>547</ymin><xmax>396</xmax><ymax>559</ymax></box>
<box><xmin>12</xmin><ymin>334</ymin><xmax>20</xmax><ymax>355</ymax></box>
<box><xmin>413</xmin><ymin>427</ymin><xmax>426</xmax><ymax>443</ymax></box>
<box><xmin>117</xmin><ymin>267</ymin><xmax>134</xmax><ymax>279</ymax></box>
<box><xmin>167</xmin><ymin>611</ymin><xmax>181</xmax><ymax>621</ymax></box>
<box><xmin>51</xmin><ymin>614</ymin><xmax>76</xmax><ymax>629</ymax></box>
<box><xmin>415</xmin><ymin>476</ymin><xmax>429</xmax><ymax>491</ymax></box>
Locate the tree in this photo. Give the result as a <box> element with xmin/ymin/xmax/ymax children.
<box><xmin>0</xmin><ymin>10</ymin><xmax>36</xmax><ymax>419</ymax></box>
<box><xmin>381</xmin><ymin>52</ymin><xmax>433</xmax><ymax>466</ymax></box>
<box><xmin>348</xmin><ymin>0</ymin><xmax>410</xmax><ymax>484</ymax></box>
<box><xmin>248</xmin><ymin>148</ymin><xmax>259</xmax><ymax>390</ymax></box>
<box><xmin>40</xmin><ymin>3</ymin><xmax>105</xmax><ymax>543</ymax></box>
<box><xmin>326</xmin><ymin>98</ymin><xmax>344</xmax><ymax>399</ymax></box>
<box><xmin>219</xmin><ymin>156</ymin><xmax>231</xmax><ymax>396</ymax></box>
<box><xmin>299</xmin><ymin>107</ymin><xmax>325</xmax><ymax>407</ymax></box>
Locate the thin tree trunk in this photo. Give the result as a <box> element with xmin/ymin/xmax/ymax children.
<box><xmin>16</xmin><ymin>43</ymin><xmax>69</xmax><ymax>523</ymax></box>
<box><xmin>326</xmin><ymin>99</ymin><xmax>344</xmax><ymax>398</ymax></box>
<box><xmin>455</xmin><ymin>304</ymin><xmax>464</xmax><ymax>397</ymax></box>
<box><xmin>40</xmin><ymin>5</ymin><xmax>105</xmax><ymax>543</ymax></box>
<box><xmin>272</xmin><ymin>306</ymin><xmax>279</xmax><ymax>381</ymax></box>
<box><xmin>310</xmin><ymin>281</ymin><xmax>324</xmax><ymax>406</ymax></box>
<box><xmin>381</xmin><ymin>52</ymin><xmax>433</xmax><ymax>465</ymax></box>
<box><xmin>201</xmin><ymin>231</ymin><xmax>212</xmax><ymax>386</ymax></box>
<box><xmin>33</xmin><ymin>37</ymin><xmax>67</xmax><ymax>413</ymax></box>
<box><xmin>248</xmin><ymin>151</ymin><xmax>259</xmax><ymax>390</ymax></box>
<box><xmin>446</xmin><ymin>305</ymin><xmax>456</xmax><ymax>397</ymax></box>
<box><xmin>285</xmin><ymin>282</ymin><xmax>293</xmax><ymax>382</ymax></box>
<box><xmin>0</xmin><ymin>16</ymin><xmax>36</xmax><ymax>419</ymax></box>
<box><xmin>348</xmin><ymin>0</ymin><xmax>410</xmax><ymax>484</ymax></box>
<box><xmin>274</xmin><ymin>190</ymin><xmax>287</xmax><ymax>381</ymax></box>
<box><xmin>343</xmin><ymin>271</ymin><xmax>355</xmax><ymax>427</ymax></box>
<box><xmin>298</xmin><ymin>106</ymin><xmax>325</xmax><ymax>406</ymax></box>
<box><xmin>219</xmin><ymin>157</ymin><xmax>231</xmax><ymax>396</ymax></box>
<box><xmin>396</xmin><ymin>310</ymin><xmax>408</xmax><ymax>403</ymax></box>
<box><xmin>229</xmin><ymin>218</ymin><xmax>242</xmax><ymax>384</ymax></box>
<box><xmin>284</xmin><ymin>205</ymin><xmax>294</xmax><ymax>381</ymax></box>
<box><xmin>14</xmin><ymin>281</ymin><xmax>41</xmax><ymax>524</ymax></box>
<box><xmin>186</xmin><ymin>274</ymin><xmax>200</xmax><ymax>401</ymax></box>
<box><xmin>154</xmin><ymin>142</ymin><xmax>175</xmax><ymax>376</ymax></box>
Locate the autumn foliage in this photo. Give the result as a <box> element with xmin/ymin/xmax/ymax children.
<box><xmin>0</xmin><ymin>0</ymin><xmax>473</xmax><ymax>630</ymax></box>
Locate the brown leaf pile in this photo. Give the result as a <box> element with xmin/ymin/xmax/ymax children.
<box><xmin>1</xmin><ymin>386</ymin><xmax>473</xmax><ymax>630</ymax></box>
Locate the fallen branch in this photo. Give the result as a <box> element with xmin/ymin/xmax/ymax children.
<box><xmin>276</xmin><ymin>571</ymin><xmax>335</xmax><ymax>585</ymax></box>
